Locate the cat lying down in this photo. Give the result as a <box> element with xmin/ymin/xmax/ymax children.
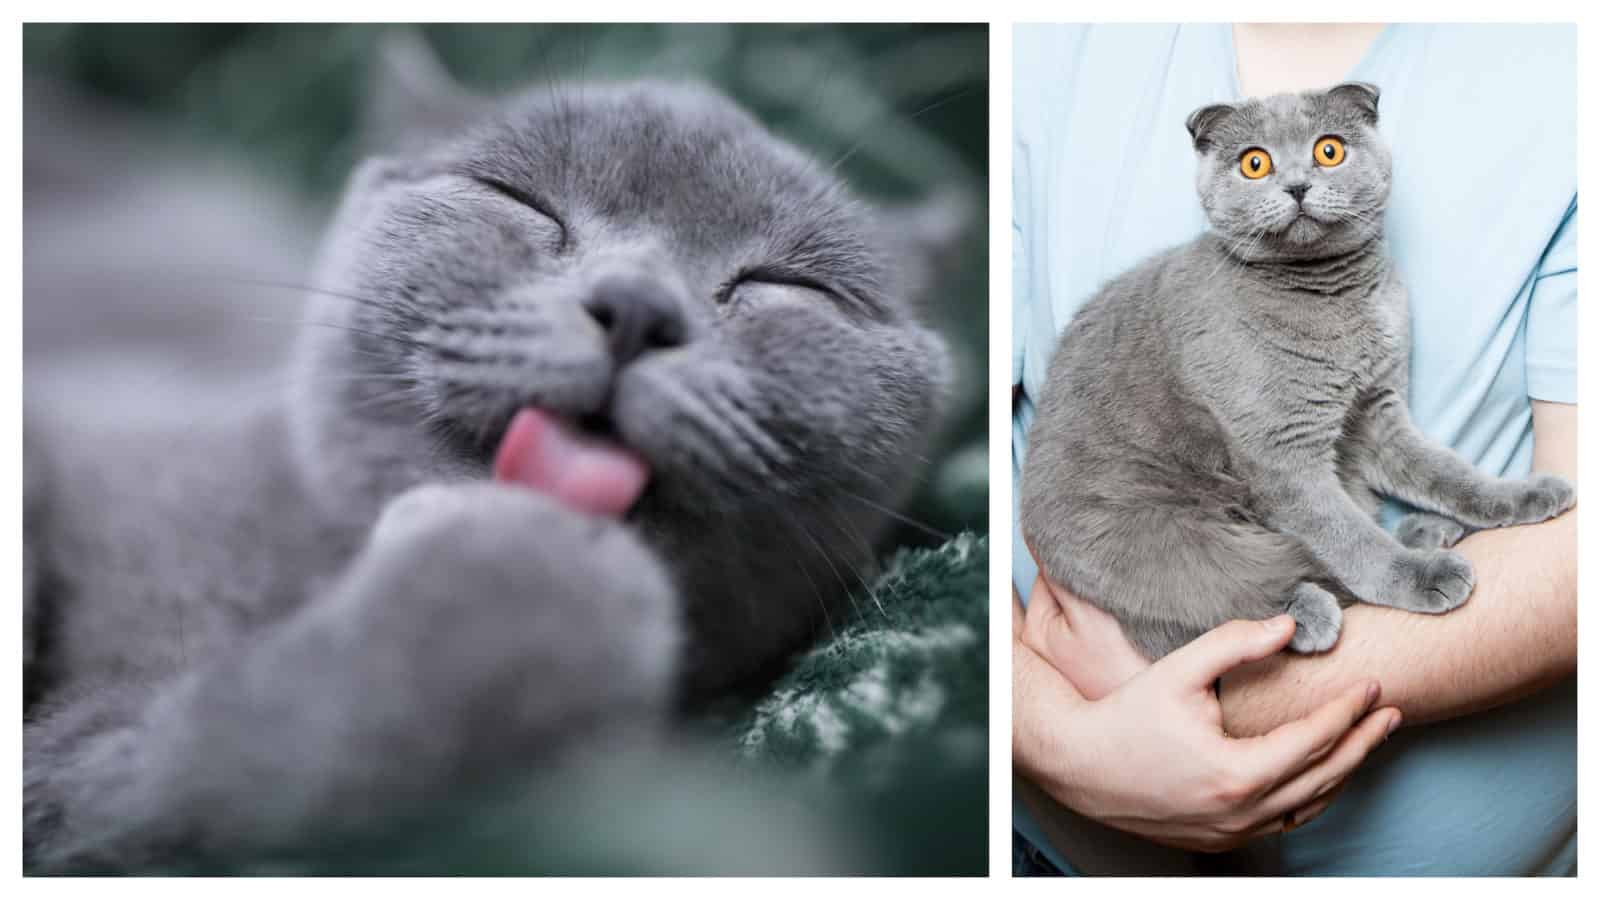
<box><xmin>1020</xmin><ymin>82</ymin><xmax>1574</xmax><ymax>661</ymax></box>
<box><xmin>23</xmin><ymin>42</ymin><xmax>964</xmax><ymax>870</ymax></box>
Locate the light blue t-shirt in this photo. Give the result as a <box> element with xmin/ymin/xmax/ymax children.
<box><xmin>1012</xmin><ymin>23</ymin><xmax>1576</xmax><ymax>876</ymax></box>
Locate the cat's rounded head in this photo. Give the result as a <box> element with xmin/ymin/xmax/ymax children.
<box><xmin>288</xmin><ymin>45</ymin><xmax>962</xmax><ymax>687</ymax></box>
<box><xmin>1185</xmin><ymin>82</ymin><xmax>1391</xmax><ymax>261</ymax></box>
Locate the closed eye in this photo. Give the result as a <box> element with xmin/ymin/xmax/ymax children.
<box><xmin>470</xmin><ymin>175</ymin><xmax>570</xmax><ymax>247</ymax></box>
<box><xmin>719</xmin><ymin>268</ymin><xmax>850</xmax><ymax>309</ymax></box>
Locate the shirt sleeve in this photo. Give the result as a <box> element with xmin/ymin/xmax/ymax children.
<box><xmin>1011</xmin><ymin>129</ymin><xmax>1030</xmax><ymax>389</ymax></box>
<box><xmin>1524</xmin><ymin>198</ymin><xmax>1577</xmax><ymax>404</ymax></box>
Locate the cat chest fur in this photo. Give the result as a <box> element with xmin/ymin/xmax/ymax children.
<box><xmin>1191</xmin><ymin>253</ymin><xmax>1406</xmax><ymax>464</ymax></box>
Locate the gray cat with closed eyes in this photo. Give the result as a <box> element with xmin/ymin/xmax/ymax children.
<box><xmin>1019</xmin><ymin>82</ymin><xmax>1574</xmax><ymax>661</ymax></box>
<box><xmin>24</xmin><ymin>44</ymin><xmax>959</xmax><ymax>870</ymax></box>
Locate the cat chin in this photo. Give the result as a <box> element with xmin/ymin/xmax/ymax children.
<box><xmin>1278</xmin><ymin>214</ymin><xmax>1329</xmax><ymax>245</ymax></box>
<box><xmin>1220</xmin><ymin>214</ymin><xmax>1371</xmax><ymax>262</ymax></box>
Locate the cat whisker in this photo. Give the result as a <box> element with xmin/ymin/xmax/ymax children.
<box><xmin>755</xmin><ymin>513</ymin><xmax>841</xmax><ymax>639</ymax></box>
<box><xmin>199</xmin><ymin>275</ymin><xmax>395</xmax><ymax>314</ymax></box>
<box><xmin>836</xmin><ymin>488</ymin><xmax>952</xmax><ymax>543</ymax></box>
<box><xmin>818</xmin><ymin>501</ymin><xmax>890</xmax><ymax>618</ymax></box>
<box><xmin>825</xmin><ymin>83</ymin><xmax>980</xmax><ymax>177</ymax></box>
<box><xmin>236</xmin><ymin>315</ymin><xmax>433</xmax><ymax>352</ymax></box>
<box><xmin>790</xmin><ymin>517</ymin><xmax>866</xmax><ymax>623</ymax></box>
<box><xmin>796</xmin><ymin>557</ymin><xmax>837</xmax><ymax>640</ymax></box>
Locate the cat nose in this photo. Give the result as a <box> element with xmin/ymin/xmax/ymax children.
<box><xmin>582</xmin><ymin>277</ymin><xmax>689</xmax><ymax>365</ymax></box>
<box><xmin>1285</xmin><ymin>183</ymin><xmax>1310</xmax><ymax>205</ymax></box>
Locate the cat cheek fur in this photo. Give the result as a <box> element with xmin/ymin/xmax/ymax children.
<box><xmin>736</xmin><ymin>301</ymin><xmax>947</xmax><ymax>459</ymax></box>
<box><xmin>614</xmin><ymin>299</ymin><xmax>946</xmax><ymax>508</ymax></box>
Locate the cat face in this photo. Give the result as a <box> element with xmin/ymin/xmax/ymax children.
<box><xmin>290</xmin><ymin>77</ymin><xmax>953</xmax><ymax>684</ymax></box>
<box><xmin>1186</xmin><ymin>82</ymin><xmax>1392</xmax><ymax>260</ymax></box>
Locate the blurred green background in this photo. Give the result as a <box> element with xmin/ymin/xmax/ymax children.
<box><xmin>23</xmin><ymin>22</ymin><xmax>990</xmax><ymax>543</ymax></box>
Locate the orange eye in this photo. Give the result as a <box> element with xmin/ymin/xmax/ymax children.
<box><xmin>1239</xmin><ymin>148</ymin><xmax>1273</xmax><ymax>179</ymax></box>
<box><xmin>1314</xmin><ymin>136</ymin><xmax>1346</xmax><ymax>167</ymax></box>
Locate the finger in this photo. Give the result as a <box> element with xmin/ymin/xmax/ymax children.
<box><xmin>1021</xmin><ymin>577</ymin><xmax>1063</xmax><ymax>651</ymax></box>
<box><xmin>1161</xmin><ymin>616</ymin><xmax>1296</xmax><ymax>689</ymax></box>
<box><xmin>1258</xmin><ymin>706</ymin><xmax>1401</xmax><ymax>822</ymax></box>
<box><xmin>1237</xmin><ymin>776</ymin><xmax>1351</xmax><ymax>844</ymax></box>
<box><xmin>1237</xmin><ymin>679</ymin><xmax>1380</xmax><ymax>784</ymax></box>
<box><xmin>1025</xmin><ymin>575</ymin><xmax>1063</xmax><ymax>623</ymax></box>
<box><xmin>1282</xmin><ymin>780</ymin><xmax>1346</xmax><ymax>834</ymax></box>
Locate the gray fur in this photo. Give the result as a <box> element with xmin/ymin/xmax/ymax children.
<box><xmin>1019</xmin><ymin>83</ymin><xmax>1574</xmax><ymax>662</ymax></box>
<box><xmin>24</xmin><ymin>48</ymin><xmax>955</xmax><ymax>870</ymax></box>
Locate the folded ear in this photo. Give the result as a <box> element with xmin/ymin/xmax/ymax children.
<box><xmin>362</xmin><ymin>30</ymin><xmax>489</xmax><ymax>154</ymax></box>
<box><xmin>1185</xmin><ymin>101</ymin><xmax>1237</xmax><ymax>152</ymax></box>
<box><xmin>1326</xmin><ymin>81</ymin><xmax>1381</xmax><ymax>125</ymax></box>
<box><xmin>881</xmin><ymin>188</ymin><xmax>974</xmax><ymax>306</ymax></box>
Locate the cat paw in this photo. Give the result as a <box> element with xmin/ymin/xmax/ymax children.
<box><xmin>1286</xmin><ymin>583</ymin><xmax>1342</xmax><ymax>653</ymax></box>
<box><xmin>1395</xmin><ymin>512</ymin><xmax>1466</xmax><ymax>550</ymax></box>
<box><xmin>349</xmin><ymin>481</ymin><xmax>681</xmax><ymax>733</ymax></box>
<box><xmin>1456</xmin><ymin>474</ymin><xmax>1576</xmax><ymax>528</ymax></box>
<box><xmin>1387</xmin><ymin>549</ymin><xmax>1475</xmax><ymax>614</ymax></box>
<box><xmin>368</xmin><ymin>482</ymin><xmax>650</xmax><ymax>587</ymax></box>
<box><xmin>1512</xmin><ymin>474</ymin><xmax>1576</xmax><ymax>524</ymax></box>
<box><xmin>369</xmin><ymin>481</ymin><xmax>488</xmax><ymax>548</ymax></box>
<box><xmin>370</xmin><ymin>481</ymin><xmax>636</xmax><ymax>561</ymax></box>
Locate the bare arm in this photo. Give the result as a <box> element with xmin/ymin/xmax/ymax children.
<box><xmin>1013</xmin><ymin>583</ymin><xmax>1398</xmax><ymax>850</ymax></box>
<box><xmin>1220</xmin><ymin>400</ymin><xmax>1577</xmax><ymax>737</ymax></box>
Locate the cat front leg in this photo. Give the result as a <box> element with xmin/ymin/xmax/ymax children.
<box><xmin>1257</xmin><ymin>470</ymin><xmax>1474</xmax><ymax>616</ymax></box>
<box><xmin>1352</xmin><ymin>388</ymin><xmax>1575</xmax><ymax>530</ymax></box>
<box><xmin>25</xmin><ymin>483</ymin><xmax>679</xmax><ymax>871</ymax></box>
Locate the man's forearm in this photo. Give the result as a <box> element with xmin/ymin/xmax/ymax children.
<box><xmin>1220</xmin><ymin>507</ymin><xmax>1576</xmax><ymax>737</ymax></box>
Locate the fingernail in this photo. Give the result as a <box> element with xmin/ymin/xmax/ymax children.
<box><xmin>1364</xmin><ymin>681</ymin><xmax>1380</xmax><ymax>708</ymax></box>
<box><xmin>1385</xmin><ymin>712</ymin><xmax>1402</xmax><ymax>738</ymax></box>
<box><xmin>1264</xmin><ymin>615</ymin><xmax>1292</xmax><ymax>633</ymax></box>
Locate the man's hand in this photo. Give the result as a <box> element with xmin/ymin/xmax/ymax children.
<box><xmin>1019</xmin><ymin>569</ymin><xmax>1149</xmax><ymax>701</ymax></box>
<box><xmin>1014</xmin><ymin>582</ymin><xmax>1400</xmax><ymax>853</ymax></box>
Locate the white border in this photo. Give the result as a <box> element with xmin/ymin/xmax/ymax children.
<box><xmin>6</xmin><ymin>0</ymin><xmax>1599</xmax><ymax>891</ymax></box>
<box><xmin>987</xmin><ymin>19</ymin><xmax>1014</xmax><ymax>879</ymax></box>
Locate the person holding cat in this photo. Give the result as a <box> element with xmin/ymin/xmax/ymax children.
<box><xmin>1012</xmin><ymin>23</ymin><xmax>1576</xmax><ymax>875</ymax></box>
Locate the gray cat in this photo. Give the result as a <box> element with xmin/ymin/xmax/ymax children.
<box><xmin>1019</xmin><ymin>82</ymin><xmax>1574</xmax><ymax>661</ymax></box>
<box><xmin>23</xmin><ymin>45</ymin><xmax>960</xmax><ymax>870</ymax></box>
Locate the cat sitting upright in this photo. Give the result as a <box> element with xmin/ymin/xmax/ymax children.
<box><xmin>23</xmin><ymin>40</ymin><xmax>961</xmax><ymax>870</ymax></box>
<box><xmin>1020</xmin><ymin>82</ymin><xmax>1574</xmax><ymax>662</ymax></box>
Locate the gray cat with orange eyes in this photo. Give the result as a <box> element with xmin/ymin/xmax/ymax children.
<box><xmin>1019</xmin><ymin>82</ymin><xmax>1574</xmax><ymax>661</ymax></box>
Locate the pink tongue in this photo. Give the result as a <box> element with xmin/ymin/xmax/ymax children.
<box><xmin>492</xmin><ymin>408</ymin><xmax>650</xmax><ymax>517</ymax></box>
